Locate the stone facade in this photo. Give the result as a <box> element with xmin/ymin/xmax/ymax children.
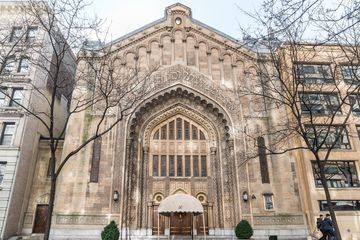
<box><xmin>19</xmin><ymin>3</ymin><xmax>360</xmax><ymax>240</ymax></box>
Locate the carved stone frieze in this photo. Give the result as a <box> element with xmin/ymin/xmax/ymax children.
<box><xmin>56</xmin><ymin>214</ymin><xmax>110</xmax><ymax>225</ymax></box>
<box><xmin>150</xmin><ymin>64</ymin><xmax>237</xmax><ymax>112</ymax></box>
<box><xmin>253</xmin><ymin>215</ymin><xmax>305</xmax><ymax>225</ymax></box>
<box><xmin>169</xmin><ymin>182</ymin><xmax>191</xmax><ymax>194</ymax></box>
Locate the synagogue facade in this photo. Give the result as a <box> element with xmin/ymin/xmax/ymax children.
<box><xmin>20</xmin><ymin>3</ymin><xmax>360</xmax><ymax>239</ymax></box>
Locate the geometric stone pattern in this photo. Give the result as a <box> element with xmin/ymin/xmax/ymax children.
<box><xmin>253</xmin><ymin>215</ymin><xmax>304</xmax><ymax>225</ymax></box>
<box><xmin>56</xmin><ymin>214</ymin><xmax>110</xmax><ymax>225</ymax></box>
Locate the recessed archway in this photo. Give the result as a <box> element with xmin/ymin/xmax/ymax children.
<box><xmin>120</xmin><ymin>85</ymin><xmax>237</xmax><ymax>236</ymax></box>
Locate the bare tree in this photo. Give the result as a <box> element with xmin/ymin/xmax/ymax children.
<box><xmin>0</xmin><ymin>0</ymin><xmax>156</xmax><ymax>239</ymax></box>
<box><xmin>238</xmin><ymin>1</ymin><xmax>360</xmax><ymax>239</ymax></box>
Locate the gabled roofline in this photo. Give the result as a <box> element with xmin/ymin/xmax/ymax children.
<box><xmin>102</xmin><ymin>3</ymin><xmax>242</xmax><ymax>49</ymax></box>
<box><xmin>103</xmin><ymin>17</ymin><xmax>167</xmax><ymax>48</ymax></box>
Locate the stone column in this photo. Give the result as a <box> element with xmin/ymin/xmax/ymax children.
<box><xmin>183</xmin><ymin>38</ymin><xmax>187</xmax><ymax>63</ymax></box>
<box><xmin>221</xmin><ymin>139</ymin><xmax>235</xmax><ymax>230</ymax></box>
<box><xmin>231</xmin><ymin>63</ymin><xmax>238</xmax><ymax>89</ymax></box>
<box><xmin>138</xmin><ymin>146</ymin><xmax>149</xmax><ymax>229</ymax></box>
<box><xmin>210</xmin><ymin>146</ymin><xmax>223</xmax><ymax>230</ymax></box>
<box><xmin>208</xmin><ymin>202</ymin><xmax>214</xmax><ymax>235</ymax></box>
<box><xmin>171</xmin><ymin>37</ymin><xmax>175</xmax><ymax>63</ymax></box>
<box><xmin>195</xmin><ymin>44</ymin><xmax>199</xmax><ymax>69</ymax></box>
<box><xmin>146</xmin><ymin>49</ymin><xmax>151</xmax><ymax>67</ymax></box>
<box><xmin>220</xmin><ymin>57</ymin><xmax>224</xmax><ymax>85</ymax></box>
<box><xmin>147</xmin><ymin>202</ymin><xmax>153</xmax><ymax>235</ymax></box>
<box><xmin>121</xmin><ymin>138</ymin><xmax>133</xmax><ymax>233</ymax></box>
<box><xmin>159</xmin><ymin>44</ymin><xmax>163</xmax><ymax>66</ymax></box>
<box><xmin>207</xmin><ymin>50</ymin><xmax>212</xmax><ymax>77</ymax></box>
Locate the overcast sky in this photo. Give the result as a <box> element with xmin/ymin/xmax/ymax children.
<box><xmin>89</xmin><ymin>0</ymin><xmax>263</xmax><ymax>42</ymax></box>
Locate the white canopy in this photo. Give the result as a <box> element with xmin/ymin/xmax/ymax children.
<box><xmin>158</xmin><ymin>194</ymin><xmax>203</xmax><ymax>215</ymax></box>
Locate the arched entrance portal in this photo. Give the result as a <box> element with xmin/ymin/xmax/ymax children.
<box><xmin>123</xmin><ymin>86</ymin><xmax>237</xmax><ymax>237</ymax></box>
<box><xmin>149</xmin><ymin>111</ymin><xmax>211</xmax><ymax>236</ymax></box>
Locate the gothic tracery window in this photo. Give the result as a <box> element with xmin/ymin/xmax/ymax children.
<box><xmin>150</xmin><ymin>116</ymin><xmax>209</xmax><ymax>178</ymax></box>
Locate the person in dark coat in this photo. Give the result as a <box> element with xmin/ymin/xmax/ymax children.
<box><xmin>316</xmin><ymin>214</ymin><xmax>326</xmax><ymax>240</ymax></box>
<box><xmin>321</xmin><ymin>214</ymin><xmax>335</xmax><ymax>240</ymax></box>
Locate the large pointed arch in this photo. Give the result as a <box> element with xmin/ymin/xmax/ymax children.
<box><xmin>120</xmin><ymin>84</ymin><xmax>238</xmax><ymax>236</ymax></box>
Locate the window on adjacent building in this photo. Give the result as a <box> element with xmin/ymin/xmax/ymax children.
<box><xmin>349</xmin><ymin>94</ymin><xmax>360</xmax><ymax>115</ymax></box>
<box><xmin>0</xmin><ymin>162</ymin><xmax>6</xmax><ymax>185</ymax></box>
<box><xmin>0</xmin><ymin>88</ymin><xmax>7</xmax><ymax>107</ymax></box>
<box><xmin>10</xmin><ymin>27</ymin><xmax>22</xmax><ymax>42</ymax></box>
<box><xmin>26</xmin><ymin>26</ymin><xmax>38</xmax><ymax>42</ymax></box>
<box><xmin>295</xmin><ymin>64</ymin><xmax>334</xmax><ymax>84</ymax></box>
<box><xmin>341</xmin><ymin>65</ymin><xmax>360</xmax><ymax>85</ymax></box>
<box><xmin>9</xmin><ymin>88</ymin><xmax>23</xmax><ymax>107</ymax></box>
<box><xmin>4</xmin><ymin>57</ymin><xmax>16</xmax><ymax>73</ymax></box>
<box><xmin>306</xmin><ymin>125</ymin><xmax>351</xmax><ymax>149</ymax></box>
<box><xmin>0</xmin><ymin>123</ymin><xmax>15</xmax><ymax>145</ymax></box>
<box><xmin>319</xmin><ymin>200</ymin><xmax>360</xmax><ymax>211</ymax></box>
<box><xmin>312</xmin><ymin>161</ymin><xmax>359</xmax><ymax>188</ymax></box>
<box><xmin>263</xmin><ymin>193</ymin><xmax>274</xmax><ymax>210</ymax></box>
<box><xmin>299</xmin><ymin>93</ymin><xmax>341</xmax><ymax>115</ymax></box>
<box><xmin>17</xmin><ymin>58</ymin><xmax>29</xmax><ymax>73</ymax></box>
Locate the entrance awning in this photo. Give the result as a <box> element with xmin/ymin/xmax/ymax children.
<box><xmin>158</xmin><ymin>194</ymin><xmax>203</xmax><ymax>215</ymax></box>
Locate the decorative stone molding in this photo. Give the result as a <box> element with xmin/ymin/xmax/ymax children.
<box><xmin>253</xmin><ymin>215</ymin><xmax>305</xmax><ymax>225</ymax></box>
<box><xmin>56</xmin><ymin>214</ymin><xmax>110</xmax><ymax>225</ymax></box>
<box><xmin>150</xmin><ymin>64</ymin><xmax>237</xmax><ymax>112</ymax></box>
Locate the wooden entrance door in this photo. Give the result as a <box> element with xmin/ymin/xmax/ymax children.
<box><xmin>33</xmin><ymin>204</ymin><xmax>48</xmax><ymax>233</ymax></box>
<box><xmin>170</xmin><ymin>213</ymin><xmax>191</xmax><ymax>235</ymax></box>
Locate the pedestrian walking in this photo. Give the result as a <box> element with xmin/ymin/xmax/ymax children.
<box><xmin>321</xmin><ymin>214</ymin><xmax>335</xmax><ymax>240</ymax></box>
<box><xmin>316</xmin><ymin>214</ymin><xmax>326</xmax><ymax>240</ymax></box>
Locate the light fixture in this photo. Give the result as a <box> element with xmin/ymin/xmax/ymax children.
<box><xmin>113</xmin><ymin>190</ymin><xmax>119</xmax><ymax>201</ymax></box>
<box><xmin>242</xmin><ymin>191</ymin><xmax>249</xmax><ymax>202</ymax></box>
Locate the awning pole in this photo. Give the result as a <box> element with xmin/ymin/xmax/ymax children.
<box><xmin>202</xmin><ymin>213</ymin><xmax>206</xmax><ymax>240</ymax></box>
<box><xmin>168</xmin><ymin>214</ymin><xmax>170</xmax><ymax>240</ymax></box>
<box><xmin>191</xmin><ymin>214</ymin><xmax>194</xmax><ymax>240</ymax></box>
<box><xmin>158</xmin><ymin>213</ymin><xmax>160</xmax><ymax>240</ymax></box>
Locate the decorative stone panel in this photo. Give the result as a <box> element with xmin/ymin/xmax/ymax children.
<box><xmin>253</xmin><ymin>215</ymin><xmax>304</xmax><ymax>225</ymax></box>
<box><xmin>56</xmin><ymin>214</ymin><xmax>112</xmax><ymax>225</ymax></box>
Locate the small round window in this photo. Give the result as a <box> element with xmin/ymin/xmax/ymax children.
<box><xmin>154</xmin><ymin>193</ymin><xmax>163</xmax><ymax>203</ymax></box>
<box><xmin>197</xmin><ymin>193</ymin><xmax>207</xmax><ymax>203</ymax></box>
<box><xmin>175</xmin><ymin>17</ymin><xmax>182</xmax><ymax>25</ymax></box>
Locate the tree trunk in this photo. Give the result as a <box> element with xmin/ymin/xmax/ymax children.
<box><xmin>318</xmin><ymin>160</ymin><xmax>342</xmax><ymax>240</ymax></box>
<box><xmin>44</xmin><ymin>152</ymin><xmax>57</xmax><ymax>240</ymax></box>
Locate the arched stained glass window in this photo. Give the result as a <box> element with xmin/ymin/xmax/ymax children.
<box><xmin>150</xmin><ymin>115</ymin><xmax>209</xmax><ymax>178</ymax></box>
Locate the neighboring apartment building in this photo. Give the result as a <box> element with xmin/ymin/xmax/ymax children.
<box><xmin>0</xmin><ymin>1</ymin><xmax>75</xmax><ymax>239</ymax></box>
<box><xmin>286</xmin><ymin>45</ymin><xmax>360</xmax><ymax>240</ymax></box>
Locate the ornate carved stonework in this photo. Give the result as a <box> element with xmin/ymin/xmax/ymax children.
<box><xmin>150</xmin><ymin>64</ymin><xmax>237</xmax><ymax>112</ymax></box>
<box><xmin>253</xmin><ymin>215</ymin><xmax>305</xmax><ymax>225</ymax></box>
<box><xmin>169</xmin><ymin>182</ymin><xmax>191</xmax><ymax>194</ymax></box>
<box><xmin>56</xmin><ymin>215</ymin><xmax>110</xmax><ymax>225</ymax></box>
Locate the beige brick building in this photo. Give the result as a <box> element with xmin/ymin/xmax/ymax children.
<box><xmin>19</xmin><ymin>3</ymin><xmax>360</xmax><ymax>240</ymax></box>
